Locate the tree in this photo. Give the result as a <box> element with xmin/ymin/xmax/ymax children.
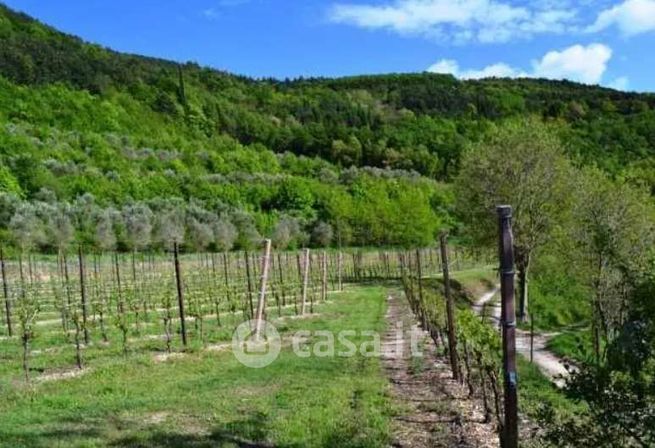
<box><xmin>72</xmin><ymin>193</ymin><xmax>99</xmax><ymax>246</ymax></box>
<box><xmin>567</xmin><ymin>168</ymin><xmax>655</xmax><ymax>362</ymax></box>
<box><xmin>187</xmin><ymin>217</ymin><xmax>214</xmax><ymax>252</ymax></box>
<box><xmin>271</xmin><ymin>216</ymin><xmax>305</xmax><ymax>250</ymax></box>
<box><xmin>95</xmin><ymin>207</ymin><xmax>118</xmax><ymax>251</ymax></box>
<box><xmin>213</xmin><ymin>218</ymin><xmax>237</xmax><ymax>252</ymax></box>
<box><xmin>538</xmin><ymin>279</ymin><xmax>655</xmax><ymax>448</ymax></box>
<box><xmin>454</xmin><ymin>119</ymin><xmax>573</xmax><ymax>322</ymax></box>
<box><xmin>311</xmin><ymin>221</ymin><xmax>333</xmax><ymax>247</ymax></box>
<box><xmin>154</xmin><ymin>207</ymin><xmax>185</xmax><ymax>248</ymax></box>
<box><xmin>230</xmin><ymin>210</ymin><xmax>261</xmax><ymax>250</ymax></box>
<box><xmin>122</xmin><ymin>203</ymin><xmax>153</xmax><ymax>251</ymax></box>
<box><xmin>9</xmin><ymin>203</ymin><xmax>44</xmax><ymax>253</ymax></box>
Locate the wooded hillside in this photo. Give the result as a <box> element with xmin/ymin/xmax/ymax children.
<box><xmin>1</xmin><ymin>3</ymin><xmax>654</xmax><ymax>251</ymax></box>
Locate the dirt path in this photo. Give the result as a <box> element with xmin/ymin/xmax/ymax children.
<box><xmin>473</xmin><ymin>287</ymin><xmax>572</xmax><ymax>387</ymax></box>
<box><xmin>383</xmin><ymin>291</ymin><xmax>498</xmax><ymax>448</ymax></box>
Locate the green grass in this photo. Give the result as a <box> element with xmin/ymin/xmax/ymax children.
<box><xmin>450</xmin><ymin>267</ymin><xmax>497</xmax><ymax>305</ymax></box>
<box><xmin>521</xmin><ymin>293</ymin><xmax>588</xmax><ymax>333</ymax></box>
<box><xmin>420</xmin><ymin>266</ymin><xmax>496</xmax><ymax>309</ymax></box>
<box><xmin>547</xmin><ymin>329</ymin><xmax>594</xmax><ymax>364</ymax></box>
<box><xmin>517</xmin><ymin>357</ymin><xmax>579</xmax><ymax>416</ymax></box>
<box><xmin>0</xmin><ymin>286</ymin><xmax>393</xmax><ymax>448</ymax></box>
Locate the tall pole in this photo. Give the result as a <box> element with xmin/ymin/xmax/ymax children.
<box><xmin>440</xmin><ymin>232</ymin><xmax>459</xmax><ymax>382</ymax></box>
<box><xmin>300</xmin><ymin>248</ymin><xmax>310</xmax><ymax>315</ymax></box>
<box><xmin>321</xmin><ymin>251</ymin><xmax>328</xmax><ymax>302</ymax></box>
<box><xmin>337</xmin><ymin>251</ymin><xmax>343</xmax><ymax>291</ymax></box>
<box><xmin>0</xmin><ymin>246</ymin><xmax>12</xmax><ymax>337</ymax></box>
<box><xmin>173</xmin><ymin>241</ymin><xmax>187</xmax><ymax>347</ymax></box>
<box><xmin>277</xmin><ymin>253</ymin><xmax>286</xmax><ymax>306</ymax></box>
<box><xmin>78</xmin><ymin>245</ymin><xmax>89</xmax><ymax>344</ymax></box>
<box><xmin>244</xmin><ymin>251</ymin><xmax>254</xmax><ymax>320</ymax></box>
<box><xmin>415</xmin><ymin>249</ymin><xmax>427</xmax><ymax>330</ymax></box>
<box><xmin>222</xmin><ymin>252</ymin><xmax>231</xmax><ymax>308</ymax></box>
<box><xmin>254</xmin><ymin>239</ymin><xmax>272</xmax><ymax>339</ymax></box>
<box><xmin>497</xmin><ymin>205</ymin><xmax>518</xmax><ymax>448</ymax></box>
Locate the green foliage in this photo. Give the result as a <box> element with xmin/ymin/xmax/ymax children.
<box><xmin>527</xmin><ymin>253</ymin><xmax>590</xmax><ymax>331</ymax></box>
<box><xmin>537</xmin><ymin>279</ymin><xmax>655</xmax><ymax>447</ymax></box>
<box><xmin>0</xmin><ymin>3</ymin><xmax>654</xmax><ymax>255</ymax></box>
<box><xmin>0</xmin><ymin>164</ymin><xmax>22</xmax><ymax>196</ymax></box>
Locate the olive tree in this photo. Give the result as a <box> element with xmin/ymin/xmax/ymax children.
<box><xmin>311</xmin><ymin>221</ymin><xmax>333</xmax><ymax>248</ymax></box>
<box><xmin>9</xmin><ymin>203</ymin><xmax>45</xmax><ymax>254</ymax></box>
<box><xmin>154</xmin><ymin>207</ymin><xmax>186</xmax><ymax>248</ymax></box>
<box><xmin>122</xmin><ymin>203</ymin><xmax>153</xmax><ymax>251</ymax></box>
<box><xmin>230</xmin><ymin>210</ymin><xmax>261</xmax><ymax>250</ymax></box>
<box><xmin>454</xmin><ymin>119</ymin><xmax>573</xmax><ymax>322</ymax></box>
<box><xmin>72</xmin><ymin>193</ymin><xmax>100</xmax><ymax>245</ymax></box>
<box><xmin>271</xmin><ymin>216</ymin><xmax>306</xmax><ymax>250</ymax></box>
<box><xmin>95</xmin><ymin>207</ymin><xmax>119</xmax><ymax>251</ymax></box>
<box><xmin>55</xmin><ymin>208</ymin><xmax>75</xmax><ymax>253</ymax></box>
<box><xmin>185</xmin><ymin>203</ymin><xmax>216</xmax><ymax>252</ymax></box>
<box><xmin>213</xmin><ymin>218</ymin><xmax>238</xmax><ymax>252</ymax></box>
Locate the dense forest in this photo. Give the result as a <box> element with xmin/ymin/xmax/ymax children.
<box><xmin>1</xmin><ymin>3</ymin><xmax>655</xmax><ymax>252</ymax></box>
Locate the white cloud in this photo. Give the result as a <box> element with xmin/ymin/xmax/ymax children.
<box><xmin>428</xmin><ymin>43</ymin><xmax>613</xmax><ymax>85</ymax></box>
<box><xmin>427</xmin><ymin>59</ymin><xmax>525</xmax><ymax>79</ymax></box>
<box><xmin>328</xmin><ymin>0</ymin><xmax>577</xmax><ymax>43</ymax></box>
<box><xmin>587</xmin><ymin>0</ymin><xmax>655</xmax><ymax>35</ymax></box>
<box><xmin>427</xmin><ymin>59</ymin><xmax>460</xmax><ymax>75</ymax></box>
<box><xmin>532</xmin><ymin>43</ymin><xmax>612</xmax><ymax>84</ymax></box>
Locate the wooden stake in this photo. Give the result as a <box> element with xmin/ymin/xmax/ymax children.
<box><xmin>530</xmin><ymin>313</ymin><xmax>534</xmax><ymax>363</ymax></box>
<box><xmin>244</xmin><ymin>251</ymin><xmax>255</xmax><ymax>320</ymax></box>
<box><xmin>497</xmin><ymin>205</ymin><xmax>518</xmax><ymax>448</ymax></box>
<box><xmin>0</xmin><ymin>246</ymin><xmax>12</xmax><ymax>337</ymax></box>
<box><xmin>321</xmin><ymin>251</ymin><xmax>328</xmax><ymax>302</ymax></box>
<box><xmin>440</xmin><ymin>233</ymin><xmax>460</xmax><ymax>381</ymax></box>
<box><xmin>78</xmin><ymin>246</ymin><xmax>90</xmax><ymax>344</ymax></box>
<box><xmin>337</xmin><ymin>251</ymin><xmax>343</xmax><ymax>291</ymax></box>
<box><xmin>254</xmin><ymin>239</ymin><xmax>272</xmax><ymax>339</ymax></box>
<box><xmin>222</xmin><ymin>252</ymin><xmax>231</xmax><ymax>310</ymax></box>
<box><xmin>295</xmin><ymin>253</ymin><xmax>302</xmax><ymax>315</ymax></box>
<box><xmin>277</xmin><ymin>253</ymin><xmax>286</xmax><ymax>307</ymax></box>
<box><xmin>173</xmin><ymin>241</ymin><xmax>188</xmax><ymax>347</ymax></box>
<box><xmin>300</xmin><ymin>248</ymin><xmax>310</xmax><ymax>315</ymax></box>
<box><xmin>415</xmin><ymin>249</ymin><xmax>427</xmax><ymax>330</ymax></box>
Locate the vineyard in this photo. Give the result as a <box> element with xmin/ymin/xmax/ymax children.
<box><xmin>0</xmin><ymin>244</ymin><xmax>480</xmax><ymax>380</ymax></box>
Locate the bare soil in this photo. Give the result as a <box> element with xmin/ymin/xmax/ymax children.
<box><xmin>383</xmin><ymin>291</ymin><xmax>498</xmax><ymax>448</ymax></box>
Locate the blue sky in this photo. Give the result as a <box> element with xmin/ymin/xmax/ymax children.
<box><xmin>4</xmin><ymin>0</ymin><xmax>655</xmax><ymax>91</ymax></box>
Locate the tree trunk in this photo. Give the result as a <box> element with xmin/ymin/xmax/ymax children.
<box><xmin>515</xmin><ymin>249</ymin><xmax>530</xmax><ymax>324</ymax></box>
